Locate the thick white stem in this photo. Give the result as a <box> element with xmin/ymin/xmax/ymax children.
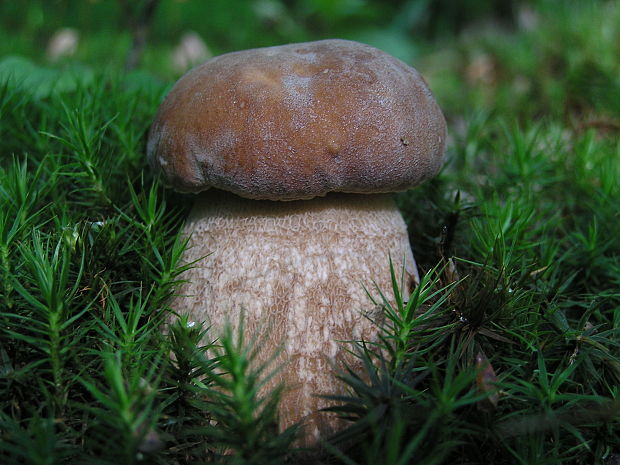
<box><xmin>173</xmin><ymin>190</ymin><xmax>417</xmax><ymax>445</ymax></box>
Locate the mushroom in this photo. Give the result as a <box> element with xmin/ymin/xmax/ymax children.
<box><xmin>46</xmin><ymin>28</ymin><xmax>79</xmax><ymax>63</ymax></box>
<box><xmin>172</xmin><ymin>31</ymin><xmax>211</xmax><ymax>73</ymax></box>
<box><xmin>147</xmin><ymin>39</ymin><xmax>446</xmax><ymax>446</ymax></box>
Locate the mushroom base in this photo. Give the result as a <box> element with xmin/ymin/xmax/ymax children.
<box><xmin>172</xmin><ymin>190</ymin><xmax>418</xmax><ymax>446</ymax></box>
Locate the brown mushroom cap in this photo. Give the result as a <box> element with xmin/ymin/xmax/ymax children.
<box><xmin>147</xmin><ymin>39</ymin><xmax>446</xmax><ymax>200</ymax></box>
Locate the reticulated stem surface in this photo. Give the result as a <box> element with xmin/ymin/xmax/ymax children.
<box><xmin>174</xmin><ymin>190</ymin><xmax>417</xmax><ymax>444</ymax></box>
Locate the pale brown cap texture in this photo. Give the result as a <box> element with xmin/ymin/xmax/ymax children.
<box><xmin>147</xmin><ymin>39</ymin><xmax>446</xmax><ymax>200</ymax></box>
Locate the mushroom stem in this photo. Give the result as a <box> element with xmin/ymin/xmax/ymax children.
<box><xmin>173</xmin><ymin>190</ymin><xmax>418</xmax><ymax>445</ymax></box>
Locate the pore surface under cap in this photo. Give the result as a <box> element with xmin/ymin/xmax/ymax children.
<box><xmin>147</xmin><ymin>39</ymin><xmax>446</xmax><ymax>200</ymax></box>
